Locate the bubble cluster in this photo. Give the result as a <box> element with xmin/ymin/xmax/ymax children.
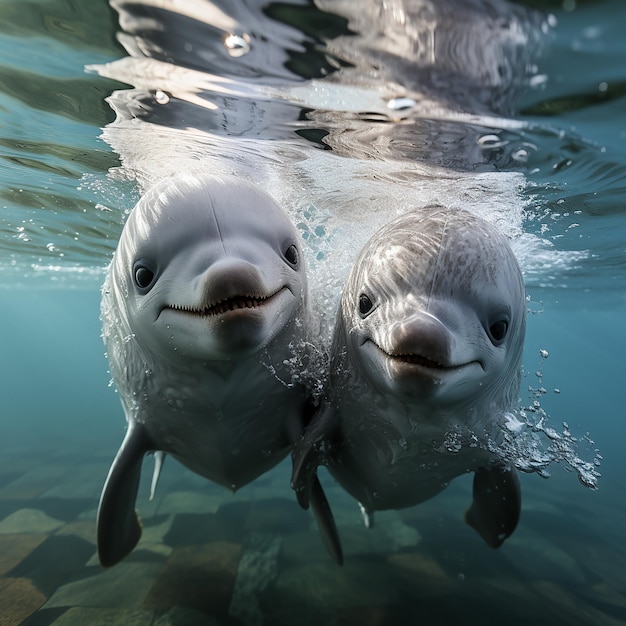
<box><xmin>488</xmin><ymin>352</ymin><xmax>601</xmax><ymax>489</ymax></box>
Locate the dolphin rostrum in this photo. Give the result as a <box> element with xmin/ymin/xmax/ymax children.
<box><xmin>292</xmin><ymin>206</ymin><xmax>526</xmax><ymax>550</ymax></box>
<box><xmin>98</xmin><ymin>173</ymin><xmax>340</xmax><ymax>567</ymax></box>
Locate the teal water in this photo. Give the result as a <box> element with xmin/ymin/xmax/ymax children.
<box><xmin>1</xmin><ymin>1</ymin><xmax>625</xmax><ymax>625</ymax></box>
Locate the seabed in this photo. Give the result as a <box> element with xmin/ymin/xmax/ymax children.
<box><xmin>0</xmin><ymin>438</ymin><xmax>624</xmax><ymax>626</ymax></box>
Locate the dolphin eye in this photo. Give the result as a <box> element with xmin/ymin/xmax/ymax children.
<box><xmin>358</xmin><ymin>293</ymin><xmax>374</xmax><ymax>317</ymax></box>
<box><xmin>283</xmin><ymin>244</ymin><xmax>299</xmax><ymax>267</ymax></box>
<box><xmin>133</xmin><ymin>262</ymin><xmax>155</xmax><ymax>291</ymax></box>
<box><xmin>488</xmin><ymin>319</ymin><xmax>509</xmax><ymax>345</ymax></box>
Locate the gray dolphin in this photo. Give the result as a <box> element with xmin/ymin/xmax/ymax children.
<box><xmin>98</xmin><ymin>173</ymin><xmax>340</xmax><ymax>567</ymax></box>
<box><xmin>293</xmin><ymin>207</ymin><xmax>526</xmax><ymax>549</ymax></box>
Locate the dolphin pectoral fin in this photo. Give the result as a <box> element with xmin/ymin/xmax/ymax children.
<box><xmin>149</xmin><ymin>451</ymin><xmax>166</xmax><ymax>501</ymax></box>
<box><xmin>291</xmin><ymin>403</ymin><xmax>336</xmax><ymax>509</ymax></box>
<box><xmin>97</xmin><ymin>423</ymin><xmax>151</xmax><ymax>567</ymax></box>
<box><xmin>291</xmin><ymin>405</ymin><xmax>344</xmax><ymax>564</ymax></box>
<box><xmin>465</xmin><ymin>463</ymin><xmax>521</xmax><ymax>548</ymax></box>
<box><xmin>291</xmin><ymin>441</ymin><xmax>320</xmax><ymax>510</ymax></box>
<box><xmin>309</xmin><ymin>474</ymin><xmax>343</xmax><ymax>566</ymax></box>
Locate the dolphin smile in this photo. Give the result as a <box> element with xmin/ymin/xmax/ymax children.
<box><xmin>365</xmin><ymin>339</ymin><xmax>482</xmax><ymax>371</ymax></box>
<box><xmin>162</xmin><ymin>287</ymin><xmax>287</xmax><ymax>318</ymax></box>
<box><xmin>387</xmin><ymin>351</ymin><xmax>483</xmax><ymax>372</ymax></box>
<box><xmin>389</xmin><ymin>352</ymin><xmax>456</xmax><ymax>370</ymax></box>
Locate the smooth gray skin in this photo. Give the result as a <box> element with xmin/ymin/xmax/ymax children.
<box><xmin>98</xmin><ymin>174</ymin><xmax>341</xmax><ymax>567</ymax></box>
<box><xmin>293</xmin><ymin>207</ymin><xmax>525</xmax><ymax>549</ymax></box>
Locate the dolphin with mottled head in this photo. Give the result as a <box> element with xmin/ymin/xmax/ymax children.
<box><xmin>293</xmin><ymin>207</ymin><xmax>526</xmax><ymax>549</ymax></box>
<box><xmin>98</xmin><ymin>173</ymin><xmax>340</xmax><ymax>567</ymax></box>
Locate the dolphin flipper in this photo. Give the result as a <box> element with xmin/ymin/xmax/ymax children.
<box><xmin>291</xmin><ymin>439</ymin><xmax>322</xmax><ymax>510</ymax></box>
<box><xmin>465</xmin><ymin>463</ymin><xmax>521</xmax><ymax>548</ymax></box>
<box><xmin>310</xmin><ymin>475</ymin><xmax>343</xmax><ymax>565</ymax></box>
<box><xmin>291</xmin><ymin>404</ymin><xmax>337</xmax><ymax>509</ymax></box>
<box><xmin>291</xmin><ymin>404</ymin><xmax>343</xmax><ymax>565</ymax></box>
<box><xmin>97</xmin><ymin>423</ymin><xmax>152</xmax><ymax>567</ymax></box>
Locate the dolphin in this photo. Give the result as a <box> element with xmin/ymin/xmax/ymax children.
<box><xmin>98</xmin><ymin>173</ymin><xmax>340</xmax><ymax>567</ymax></box>
<box><xmin>292</xmin><ymin>206</ymin><xmax>526</xmax><ymax>549</ymax></box>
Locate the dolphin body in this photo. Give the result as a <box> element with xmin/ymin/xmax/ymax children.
<box><xmin>293</xmin><ymin>207</ymin><xmax>526</xmax><ymax>549</ymax></box>
<box><xmin>98</xmin><ymin>173</ymin><xmax>340</xmax><ymax>567</ymax></box>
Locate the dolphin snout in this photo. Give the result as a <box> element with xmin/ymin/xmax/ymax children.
<box><xmin>389</xmin><ymin>312</ymin><xmax>452</xmax><ymax>367</ymax></box>
<box><xmin>200</xmin><ymin>258</ymin><xmax>269</xmax><ymax>307</ymax></box>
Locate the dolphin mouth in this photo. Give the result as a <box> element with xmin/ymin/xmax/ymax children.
<box><xmin>366</xmin><ymin>340</ymin><xmax>482</xmax><ymax>371</ymax></box>
<box><xmin>388</xmin><ymin>352</ymin><xmax>458</xmax><ymax>370</ymax></box>
<box><xmin>162</xmin><ymin>287</ymin><xmax>287</xmax><ymax>318</ymax></box>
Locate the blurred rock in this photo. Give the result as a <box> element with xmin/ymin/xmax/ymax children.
<box><xmin>144</xmin><ymin>542</ymin><xmax>242</xmax><ymax>616</ymax></box>
<box><xmin>0</xmin><ymin>509</ymin><xmax>64</xmax><ymax>534</ymax></box>
<box><xmin>218</xmin><ymin>498</ymin><xmax>309</xmax><ymax>535</ymax></box>
<box><xmin>43</xmin><ymin>562</ymin><xmax>162</xmax><ymax>609</ymax></box>
<box><xmin>0</xmin><ymin>534</ymin><xmax>47</xmax><ymax>575</ymax></box>
<box><xmin>164</xmin><ymin>514</ymin><xmax>243</xmax><ymax>548</ymax></box>
<box><xmin>0</xmin><ymin>466</ymin><xmax>70</xmax><ymax>499</ymax></box>
<box><xmin>155</xmin><ymin>606</ymin><xmax>240</xmax><ymax>625</ymax></box>
<box><xmin>532</xmin><ymin>580</ymin><xmax>626</xmax><ymax>626</ymax></box>
<box><xmin>49</xmin><ymin>607</ymin><xmax>154</xmax><ymax>626</ymax></box>
<box><xmin>0</xmin><ymin>577</ymin><xmax>46</xmax><ymax>625</ymax></box>
<box><xmin>387</xmin><ymin>551</ymin><xmax>448</xmax><ymax>582</ymax></box>
<box><xmin>55</xmin><ymin>521</ymin><xmax>96</xmax><ymax>545</ymax></box>
<box><xmin>157</xmin><ymin>492</ymin><xmax>222</xmax><ymax>515</ymax></box>
<box><xmin>271</xmin><ymin>558</ymin><xmax>399</xmax><ymax>611</ymax></box>
<box><xmin>9</xmin><ymin>535</ymin><xmax>95</xmax><ymax>596</ymax></box>
<box><xmin>504</xmin><ymin>532</ymin><xmax>587</xmax><ymax>586</ymax></box>
<box><xmin>229</xmin><ymin>533</ymin><xmax>281</xmax><ymax>626</ymax></box>
<box><xmin>338</xmin><ymin>605</ymin><xmax>409</xmax><ymax>626</ymax></box>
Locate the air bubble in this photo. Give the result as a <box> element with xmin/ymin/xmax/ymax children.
<box><xmin>477</xmin><ymin>134</ymin><xmax>507</xmax><ymax>149</ymax></box>
<box><xmin>529</xmin><ymin>74</ymin><xmax>548</xmax><ymax>88</ymax></box>
<box><xmin>511</xmin><ymin>149</ymin><xmax>528</xmax><ymax>163</ymax></box>
<box><xmin>387</xmin><ymin>97</ymin><xmax>416</xmax><ymax>111</ymax></box>
<box><xmin>503</xmin><ymin>413</ymin><xmax>524</xmax><ymax>433</ymax></box>
<box><xmin>224</xmin><ymin>33</ymin><xmax>250</xmax><ymax>57</ymax></box>
<box><xmin>154</xmin><ymin>90</ymin><xmax>170</xmax><ymax>105</ymax></box>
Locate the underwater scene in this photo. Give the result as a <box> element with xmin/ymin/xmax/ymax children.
<box><xmin>1</xmin><ymin>0</ymin><xmax>625</xmax><ymax>624</ymax></box>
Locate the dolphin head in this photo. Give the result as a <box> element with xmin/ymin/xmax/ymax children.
<box><xmin>107</xmin><ymin>173</ymin><xmax>306</xmax><ymax>362</ymax></box>
<box><xmin>340</xmin><ymin>207</ymin><xmax>525</xmax><ymax>412</ymax></box>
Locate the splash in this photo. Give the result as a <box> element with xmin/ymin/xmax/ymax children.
<box><xmin>262</xmin><ymin>336</ymin><xmax>330</xmax><ymax>403</ymax></box>
<box><xmin>491</xmin><ymin>348</ymin><xmax>601</xmax><ymax>489</ymax></box>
